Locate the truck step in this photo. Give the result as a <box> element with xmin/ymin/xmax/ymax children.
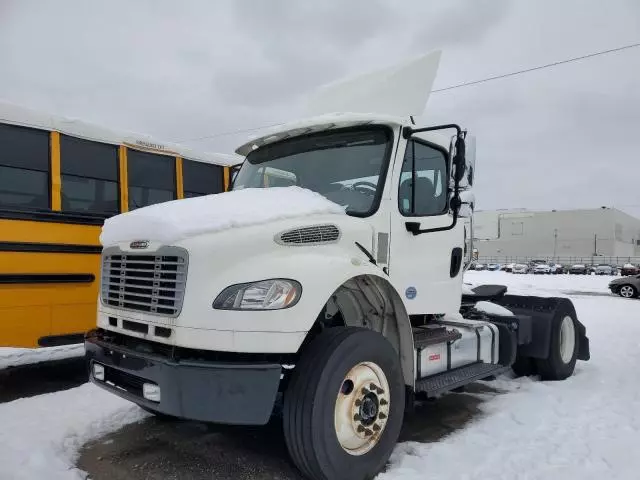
<box><xmin>412</xmin><ymin>325</ymin><xmax>461</xmax><ymax>349</ymax></box>
<box><xmin>415</xmin><ymin>363</ymin><xmax>509</xmax><ymax>398</ymax></box>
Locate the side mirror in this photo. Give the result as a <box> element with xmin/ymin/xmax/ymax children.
<box><xmin>451</xmin><ymin>134</ymin><xmax>475</xmax><ymax>189</ymax></box>
<box><xmin>452</xmin><ymin>135</ymin><xmax>466</xmax><ymax>183</ymax></box>
<box><xmin>461</xmin><ymin>135</ymin><xmax>475</xmax><ymax>189</ymax></box>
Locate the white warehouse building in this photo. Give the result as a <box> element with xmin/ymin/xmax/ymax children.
<box><xmin>473</xmin><ymin>207</ymin><xmax>640</xmax><ymax>262</ymax></box>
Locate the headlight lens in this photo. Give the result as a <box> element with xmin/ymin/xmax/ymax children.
<box><xmin>213</xmin><ymin>279</ymin><xmax>302</xmax><ymax>310</ymax></box>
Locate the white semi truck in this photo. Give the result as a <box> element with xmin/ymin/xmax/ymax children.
<box><xmin>85</xmin><ymin>52</ymin><xmax>590</xmax><ymax>480</ymax></box>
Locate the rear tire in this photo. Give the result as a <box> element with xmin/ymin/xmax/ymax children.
<box><xmin>618</xmin><ymin>285</ymin><xmax>638</xmax><ymax>299</ymax></box>
<box><xmin>535</xmin><ymin>300</ymin><xmax>579</xmax><ymax>380</ymax></box>
<box><xmin>283</xmin><ymin>327</ymin><xmax>405</xmax><ymax>480</ymax></box>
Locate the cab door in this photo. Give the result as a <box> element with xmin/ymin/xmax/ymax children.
<box><xmin>388</xmin><ymin>137</ymin><xmax>464</xmax><ymax>315</ymax></box>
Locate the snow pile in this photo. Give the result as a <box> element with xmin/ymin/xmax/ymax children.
<box><xmin>474</xmin><ymin>300</ymin><xmax>514</xmax><ymax>317</ymax></box>
<box><xmin>0</xmin><ymin>344</ymin><xmax>83</xmax><ymax>370</ymax></box>
<box><xmin>100</xmin><ymin>186</ymin><xmax>345</xmax><ymax>246</ymax></box>
<box><xmin>0</xmin><ymin>384</ymin><xmax>144</xmax><ymax>480</ymax></box>
<box><xmin>461</xmin><ymin>283</ymin><xmax>476</xmax><ymax>295</ymax></box>
<box><xmin>465</xmin><ymin>270</ymin><xmax>613</xmax><ymax>297</ymax></box>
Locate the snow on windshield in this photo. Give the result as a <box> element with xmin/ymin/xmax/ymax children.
<box><xmin>100</xmin><ymin>186</ymin><xmax>345</xmax><ymax>246</ymax></box>
<box><xmin>233</xmin><ymin>128</ymin><xmax>391</xmax><ymax>216</ymax></box>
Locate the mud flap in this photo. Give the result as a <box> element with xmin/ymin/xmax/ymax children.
<box><xmin>493</xmin><ymin>294</ymin><xmax>590</xmax><ymax>361</ymax></box>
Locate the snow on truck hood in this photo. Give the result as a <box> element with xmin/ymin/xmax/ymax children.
<box><xmin>99</xmin><ymin>187</ymin><xmax>346</xmax><ymax>246</ymax></box>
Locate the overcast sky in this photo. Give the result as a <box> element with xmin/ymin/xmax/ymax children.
<box><xmin>2</xmin><ymin>0</ymin><xmax>639</xmax><ymax>217</ymax></box>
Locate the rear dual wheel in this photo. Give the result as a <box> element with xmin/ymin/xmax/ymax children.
<box><xmin>283</xmin><ymin>327</ymin><xmax>405</xmax><ymax>480</ymax></box>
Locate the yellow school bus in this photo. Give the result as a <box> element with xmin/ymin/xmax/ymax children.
<box><xmin>0</xmin><ymin>101</ymin><xmax>241</xmax><ymax>348</ymax></box>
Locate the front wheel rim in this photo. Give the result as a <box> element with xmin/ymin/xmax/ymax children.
<box><xmin>620</xmin><ymin>286</ymin><xmax>634</xmax><ymax>298</ymax></box>
<box><xmin>559</xmin><ymin>316</ymin><xmax>576</xmax><ymax>363</ymax></box>
<box><xmin>334</xmin><ymin>361</ymin><xmax>390</xmax><ymax>456</ymax></box>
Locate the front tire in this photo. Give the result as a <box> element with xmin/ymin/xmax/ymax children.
<box><xmin>618</xmin><ymin>284</ymin><xmax>638</xmax><ymax>298</ymax></box>
<box><xmin>283</xmin><ymin>327</ymin><xmax>405</xmax><ymax>480</ymax></box>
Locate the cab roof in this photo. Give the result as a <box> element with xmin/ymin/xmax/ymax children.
<box><xmin>235</xmin><ymin>112</ymin><xmax>453</xmax><ymax>157</ymax></box>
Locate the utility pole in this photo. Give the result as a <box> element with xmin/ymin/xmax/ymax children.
<box><xmin>553</xmin><ymin>229</ymin><xmax>558</xmax><ymax>260</ymax></box>
<box><xmin>593</xmin><ymin>234</ymin><xmax>598</xmax><ymax>257</ymax></box>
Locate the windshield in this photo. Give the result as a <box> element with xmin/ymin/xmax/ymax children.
<box><xmin>232</xmin><ymin>127</ymin><xmax>391</xmax><ymax>216</ymax></box>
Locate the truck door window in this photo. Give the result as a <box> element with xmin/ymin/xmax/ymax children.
<box><xmin>398</xmin><ymin>140</ymin><xmax>448</xmax><ymax>216</ymax></box>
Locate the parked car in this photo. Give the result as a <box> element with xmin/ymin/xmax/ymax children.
<box><xmin>533</xmin><ymin>264</ymin><xmax>551</xmax><ymax>274</ymax></box>
<box><xmin>474</xmin><ymin>263</ymin><xmax>487</xmax><ymax>271</ymax></box>
<box><xmin>512</xmin><ymin>264</ymin><xmax>529</xmax><ymax>274</ymax></box>
<box><xmin>595</xmin><ymin>264</ymin><xmax>614</xmax><ymax>276</ymax></box>
<box><xmin>487</xmin><ymin>263</ymin><xmax>501</xmax><ymax>271</ymax></box>
<box><xmin>550</xmin><ymin>264</ymin><xmax>564</xmax><ymax>274</ymax></box>
<box><xmin>621</xmin><ymin>264</ymin><xmax>639</xmax><ymax>276</ymax></box>
<box><xmin>569</xmin><ymin>264</ymin><xmax>588</xmax><ymax>275</ymax></box>
<box><xmin>529</xmin><ymin>260</ymin><xmax>548</xmax><ymax>268</ymax></box>
<box><xmin>609</xmin><ymin>275</ymin><xmax>640</xmax><ymax>298</ymax></box>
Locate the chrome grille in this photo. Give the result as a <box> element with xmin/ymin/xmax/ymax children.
<box><xmin>276</xmin><ymin>224</ymin><xmax>341</xmax><ymax>246</ymax></box>
<box><xmin>101</xmin><ymin>247</ymin><xmax>187</xmax><ymax>317</ymax></box>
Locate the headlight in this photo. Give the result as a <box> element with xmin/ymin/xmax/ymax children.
<box><xmin>213</xmin><ymin>279</ymin><xmax>302</xmax><ymax>310</ymax></box>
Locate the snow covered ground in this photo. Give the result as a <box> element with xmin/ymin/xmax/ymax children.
<box><xmin>0</xmin><ymin>344</ymin><xmax>84</xmax><ymax>370</ymax></box>
<box><xmin>0</xmin><ymin>272</ymin><xmax>638</xmax><ymax>480</ymax></box>
<box><xmin>382</xmin><ymin>271</ymin><xmax>640</xmax><ymax>480</ymax></box>
<box><xmin>0</xmin><ymin>385</ymin><xmax>144</xmax><ymax>480</ymax></box>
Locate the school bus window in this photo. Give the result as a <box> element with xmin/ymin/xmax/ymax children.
<box><xmin>0</xmin><ymin>123</ymin><xmax>50</xmax><ymax>210</ymax></box>
<box><xmin>60</xmin><ymin>134</ymin><xmax>119</xmax><ymax>215</ymax></box>
<box><xmin>182</xmin><ymin>159</ymin><xmax>224</xmax><ymax>198</ymax></box>
<box><xmin>127</xmin><ymin>150</ymin><xmax>175</xmax><ymax>210</ymax></box>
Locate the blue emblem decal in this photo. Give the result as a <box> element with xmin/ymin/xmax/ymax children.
<box><xmin>405</xmin><ymin>286</ymin><xmax>417</xmax><ymax>300</ymax></box>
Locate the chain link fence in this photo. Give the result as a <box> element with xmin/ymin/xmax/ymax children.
<box><xmin>476</xmin><ymin>256</ymin><xmax>640</xmax><ymax>267</ymax></box>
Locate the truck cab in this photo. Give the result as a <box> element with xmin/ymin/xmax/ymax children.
<box><xmin>85</xmin><ymin>52</ymin><xmax>590</xmax><ymax>480</ymax></box>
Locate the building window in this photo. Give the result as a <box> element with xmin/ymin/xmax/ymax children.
<box><xmin>0</xmin><ymin>123</ymin><xmax>50</xmax><ymax>210</ymax></box>
<box><xmin>398</xmin><ymin>140</ymin><xmax>448</xmax><ymax>216</ymax></box>
<box><xmin>127</xmin><ymin>150</ymin><xmax>175</xmax><ymax>210</ymax></box>
<box><xmin>182</xmin><ymin>159</ymin><xmax>224</xmax><ymax>198</ymax></box>
<box><xmin>60</xmin><ymin>135</ymin><xmax>119</xmax><ymax>215</ymax></box>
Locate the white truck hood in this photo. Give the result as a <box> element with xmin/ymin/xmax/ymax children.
<box><xmin>100</xmin><ymin>186</ymin><xmax>346</xmax><ymax>246</ymax></box>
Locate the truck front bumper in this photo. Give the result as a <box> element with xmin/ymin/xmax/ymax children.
<box><xmin>84</xmin><ymin>329</ymin><xmax>282</xmax><ymax>425</ymax></box>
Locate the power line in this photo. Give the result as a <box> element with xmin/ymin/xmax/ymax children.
<box><xmin>180</xmin><ymin>41</ymin><xmax>640</xmax><ymax>143</ymax></box>
<box><xmin>432</xmin><ymin>41</ymin><xmax>640</xmax><ymax>93</ymax></box>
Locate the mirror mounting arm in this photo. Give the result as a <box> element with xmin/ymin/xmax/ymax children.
<box><xmin>402</xmin><ymin>124</ymin><xmax>467</xmax><ymax>236</ymax></box>
<box><xmin>402</xmin><ymin>123</ymin><xmax>464</xmax><ymax>139</ymax></box>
